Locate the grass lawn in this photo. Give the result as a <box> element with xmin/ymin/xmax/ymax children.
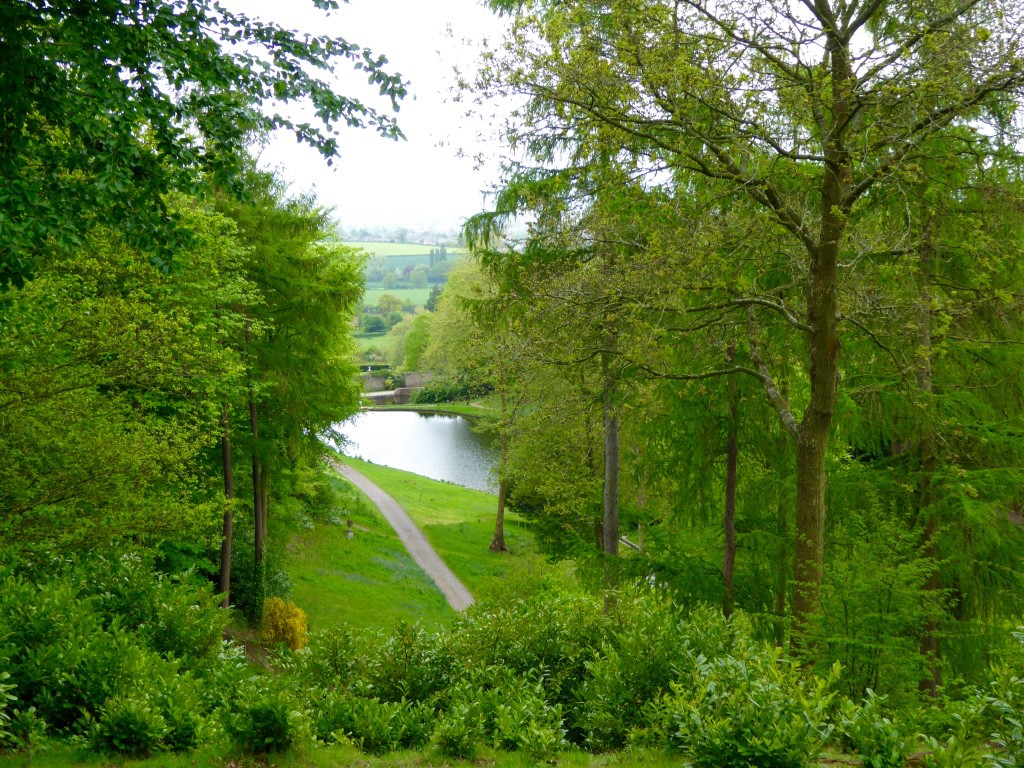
<box><xmin>347</xmin><ymin>241</ymin><xmax>434</xmax><ymax>257</ymax></box>
<box><xmin>0</xmin><ymin>744</ymin><xmax>699</xmax><ymax>768</ymax></box>
<box><xmin>287</xmin><ymin>475</ymin><xmax>454</xmax><ymax>633</ymax></box>
<box><xmin>364</xmin><ymin>287</ymin><xmax>433</xmax><ymax>309</ymax></box>
<box><xmin>353</xmin><ymin>333</ymin><xmax>390</xmax><ymax>354</ymax></box>
<box><xmin>337</xmin><ymin>457</ymin><xmax>533</xmax><ymax>598</ymax></box>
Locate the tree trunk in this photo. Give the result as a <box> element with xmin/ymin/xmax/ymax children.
<box><xmin>790</xmin><ymin>33</ymin><xmax>849</xmax><ymax>650</ymax></box>
<box><xmin>602</xmin><ymin>351</ymin><xmax>620</xmax><ymax>558</ymax></box>
<box><xmin>722</xmin><ymin>350</ymin><xmax>738</xmax><ymax>618</ymax></box>
<box><xmin>490</xmin><ymin>365</ymin><xmax>509</xmax><ymax>553</ymax></box>
<box><xmin>792</xmin><ymin>427</ymin><xmax>829</xmax><ymax>646</ymax></box>
<box><xmin>244</xmin><ymin>319</ymin><xmax>265</xmax><ymax>567</ymax></box>
<box><xmin>249</xmin><ymin>392</ymin><xmax>265</xmax><ymax>566</ymax></box>
<box><xmin>916</xmin><ymin>222</ymin><xmax>942</xmax><ymax>694</ymax></box>
<box><xmin>774</xmin><ymin>487</ymin><xmax>790</xmax><ymax>647</ymax></box>
<box><xmin>490</xmin><ymin>476</ymin><xmax>509</xmax><ymax>552</ymax></box>
<box><xmin>602</xmin><ymin>347</ymin><xmax>620</xmax><ymax>614</ymax></box>
<box><xmin>217</xmin><ymin>405</ymin><xmax>235</xmax><ymax>609</ymax></box>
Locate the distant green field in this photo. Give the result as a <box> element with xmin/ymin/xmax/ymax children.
<box><xmin>346</xmin><ymin>241</ymin><xmax>466</xmax><ymax>258</ymax></box>
<box><xmin>353</xmin><ymin>333</ymin><xmax>390</xmax><ymax>354</ymax></box>
<box><xmin>364</xmin><ymin>287</ymin><xmax>433</xmax><ymax>308</ymax></box>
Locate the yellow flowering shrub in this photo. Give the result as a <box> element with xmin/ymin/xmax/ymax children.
<box><xmin>262</xmin><ymin>597</ymin><xmax>308</xmax><ymax>650</ymax></box>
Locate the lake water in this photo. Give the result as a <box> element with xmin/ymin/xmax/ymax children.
<box><xmin>333</xmin><ymin>410</ymin><xmax>498</xmax><ymax>493</ymax></box>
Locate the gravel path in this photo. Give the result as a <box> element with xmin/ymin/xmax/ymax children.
<box><xmin>330</xmin><ymin>460</ymin><xmax>475</xmax><ymax>612</ymax></box>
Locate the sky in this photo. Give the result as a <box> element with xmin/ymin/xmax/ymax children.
<box><xmin>233</xmin><ymin>0</ymin><xmax>511</xmax><ymax>234</ymax></box>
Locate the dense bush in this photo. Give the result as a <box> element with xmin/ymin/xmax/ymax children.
<box><xmin>91</xmin><ymin>694</ymin><xmax>168</xmax><ymax>757</ymax></box>
<box><xmin>0</xmin><ymin>553</ymin><xmax>225</xmax><ymax>752</ymax></box>
<box><xmin>667</xmin><ymin>651</ymin><xmax>837</xmax><ymax>768</ymax></box>
<box><xmin>224</xmin><ymin>682</ymin><xmax>310</xmax><ymax>754</ymax></box>
<box><xmin>362</xmin><ymin>622</ymin><xmax>457</xmax><ymax>704</ymax></box>
<box><xmin>0</xmin><ymin>669</ymin><xmax>15</xmax><ymax>750</ymax></box>
<box><xmin>837</xmin><ymin>692</ymin><xmax>908</xmax><ymax>768</ymax></box>
<box><xmin>412</xmin><ymin>379</ymin><xmax>493</xmax><ymax>404</ymax></box>
<box><xmin>5</xmin><ymin>557</ymin><xmax>1023</xmax><ymax>765</ymax></box>
<box><xmin>263</xmin><ymin>597</ymin><xmax>309</xmax><ymax>650</ymax></box>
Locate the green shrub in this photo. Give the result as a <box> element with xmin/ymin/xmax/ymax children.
<box><xmin>0</xmin><ymin>553</ymin><xmax>226</xmax><ymax>739</ymax></box>
<box><xmin>192</xmin><ymin>640</ymin><xmax>249</xmax><ymax>718</ymax></box>
<box><xmin>295</xmin><ymin>628</ymin><xmax>360</xmax><ymax>690</ymax></box>
<box><xmin>153</xmin><ymin>675</ymin><xmax>204</xmax><ymax>752</ymax></box>
<box><xmin>449</xmin><ymin>590</ymin><xmax>607</xmax><ymax>733</ymax></box>
<box><xmin>837</xmin><ymin>691</ymin><xmax>908</xmax><ymax>768</ymax></box>
<box><xmin>5</xmin><ymin>707</ymin><xmax>47</xmax><ymax>753</ymax></box>
<box><xmin>90</xmin><ymin>694</ymin><xmax>167</xmax><ymax>757</ymax></box>
<box><xmin>363</xmin><ymin>622</ymin><xmax>455</xmax><ymax>704</ymax></box>
<box><xmin>347</xmin><ymin>697</ymin><xmax>434</xmax><ymax>754</ymax></box>
<box><xmin>225</xmin><ymin>684</ymin><xmax>309</xmax><ymax>754</ymax></box>
<box><xmin>0</xmin><ymin>671</ymin><xmax>15</xmax><ymax>749</ymax></box>
<box><xmin>580</xmin><ymin>593</ymin><xmax>709</xmax><ymax>749</ymax></box>
<box><xmin>983</xmin><ymin>653</ymin><xmax>1024</xmax><ymax>767</ymax></box>
<box><xmin>431</xmin><ymin>701</ymin><xmax>481</xmax><ymax>759</ymax></box>
<box><xmin>77</xmin><ymin>553</ymin><xmax>225</xmax><ymax>667</ymax></box>
<box><xmin>412</xmin><ymin>379</ymin><xmax>492</xmax><ymax>404</ymax></box>
<box><xmin>669</xmin><ymin>648</ymin><xmax>837</xmax><ymax>768</ymax></box>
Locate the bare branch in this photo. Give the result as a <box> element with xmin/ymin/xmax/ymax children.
<box><xmin>747</xmin><ymin>306</ymin><xmax>799</xmax><ymax>436</ymax></box>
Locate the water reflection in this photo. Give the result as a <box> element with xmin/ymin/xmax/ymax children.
<box><xmin>333</xmin><ymin>410</ymin><xmax>497</xmax><ymax>493</ymax></box>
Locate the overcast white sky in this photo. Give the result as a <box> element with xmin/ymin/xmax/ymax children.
<box><xmin>233</xmin><ymin>0</ymin><xmax>510</xmax><ymax>233</ymax></box>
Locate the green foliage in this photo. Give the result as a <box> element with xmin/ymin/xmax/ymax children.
<box><xmin>0</xmin><ymin>0</ymin><xmax>405</xmax><ymax>286</ymax></box>
<box><xmin>0</xmin><ymin>554</ymin><xmax>223</xmax><ymax>746</ymax></box>
<box><xmin>90</xmin><ymin>694</ymin><xmax>168</xmax><ymax>757</ymax></box>
<box><xmin>837</xmin><ymin>692</ymin><xmax>909</xmax><ymax>768</ymax></box>
<box><xmin>431</xmin><ymin>702</ymin><xmax>482</xmax><ymax>759</ymax></box>
<box><xmin>412</xmin><ymin>379</ymin><xmax>494</xmax><ymax>404</ymax></box>
<box><xmin>0</xmin><ymin>196</ymin><xmax>250</xmax><ymax>554</ymax></box>
<box><xmin>667</xmin><ymin>649</ymin><xmax>837</xmax><ymax>768</ymax></box>
<box><xmin>313</xmin><ymin>694</ymin><xmax>434</xmax><ymax>754</ymax></box>
<box><xmin>225</xmin><ymin>683</ymin><xmax>310</xmax><ymax>754</ymax></box>
<box><xmin>362</xmin><ymin>623</ymin><xmax>456</xmax><ymax>704</ymax></box>
<box><xmin>982</xmin><ymin>642</ymin><xmax>1024</xmax><ymax>767</ymax></box>
<box><xmin>0</xmin><ymin>670</ymin><xmax>15</xmax><ymax>750</ymax></box>
<box><xmin>76</xmin><ymin>554</ymin><xmax>225</xmax><ymax>667</ymax></box>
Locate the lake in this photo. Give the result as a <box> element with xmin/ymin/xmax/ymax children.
<box><xmin>333</xmin><ymin>410</ymin><xmax>497</xmax><ymax>493</ymax></box>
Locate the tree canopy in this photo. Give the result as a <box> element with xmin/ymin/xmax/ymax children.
<box><xmin>0</xmin><ymin>0</ymin><xmax>406</xmax><ymax>286</ymax></box>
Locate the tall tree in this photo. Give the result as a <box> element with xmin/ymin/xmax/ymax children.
<box><xmin>480</xmin><ymin>0</ymin><xmax>1024</xmax><ymax>642</ymax></box>
<box><xmin>0</xmin><ymin>0</ymin><xmax>405</xmax><ymax>286</ymax></box>
<box><xmin>216</xmin><ymin>169</ymin><xmax>365</xmax><ymax>617</ymax></box>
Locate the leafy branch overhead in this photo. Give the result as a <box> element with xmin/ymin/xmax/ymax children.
<box><xmin>0</xmin><ymin>0</ymin><xmax>407</xmax><ymax>286</ymax></box>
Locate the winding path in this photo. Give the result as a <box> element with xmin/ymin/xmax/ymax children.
<box><xmin>329</xmin><ymin>459</ymin><xmax>475</xmax><ymax>612</ymax></box>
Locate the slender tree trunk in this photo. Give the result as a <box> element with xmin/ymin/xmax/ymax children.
<box><xmin>244</xmin><ymin>319</ymin><xmax>266</xmax><ymax>568</ymax></box>
<box><xmin>258</xmin><ymin>464</ymin><xmax>270</xmax><ymax>551</ymax></box>
<box><xmin>491</xmin><ymin>475</ymin><xmax>509</xmax><ymax>553</ymax></box>
<box><xmin>218</xmin><ymin>405</ymin><xmax>235</xmax><ymax>608</ymax></box>
<box><xmin>250</xmin><ymin>396</ymin><xmax>264</xmax><ymax>566</ymax></box>
<box><xmin>775</xmin><ymin>488</ymin><xmax>790</xmax><ymax>647</ymax></box>
<box><xmin>916</xmin><ymin>222</ymin><xmax>942</xmax><ymax>694</ymax></box>
<box><xmin>602</xmin><ymin>351</ymin><xmax>620</xmax><ymax>558</ymax></box>
<box><xmin>722</xmin><ymin>349</ymin><xmax>738</xmax><ymax>618</ymax></box>
<box><xmin>490</xmin><ymin>365</ymin><xmax>509</xmax><ymax>552</ymax></box>
<box><xmin>601</xmin><ymin>346</ymin><xmax>620</xmax><ymax>614</ymax></box>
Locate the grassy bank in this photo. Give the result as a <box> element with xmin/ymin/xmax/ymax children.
<box><xmin>335</xmin><ymin>457</ymin><xmax>533</xmax><ymax>597</ymax></box>
<box><xmin>366</xmin><ymin>402</ymin><xmax>496</xmax><ymax>418</ymax></box>
<box><xmin>0</xmin><ymin>743</ymin><xmax>689</xmax><ymax>768</ymax></box>
<box><xmin>287</xmin><ymin>474</ymin><xmax>455</xmax><ymax>633</ymax></box>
